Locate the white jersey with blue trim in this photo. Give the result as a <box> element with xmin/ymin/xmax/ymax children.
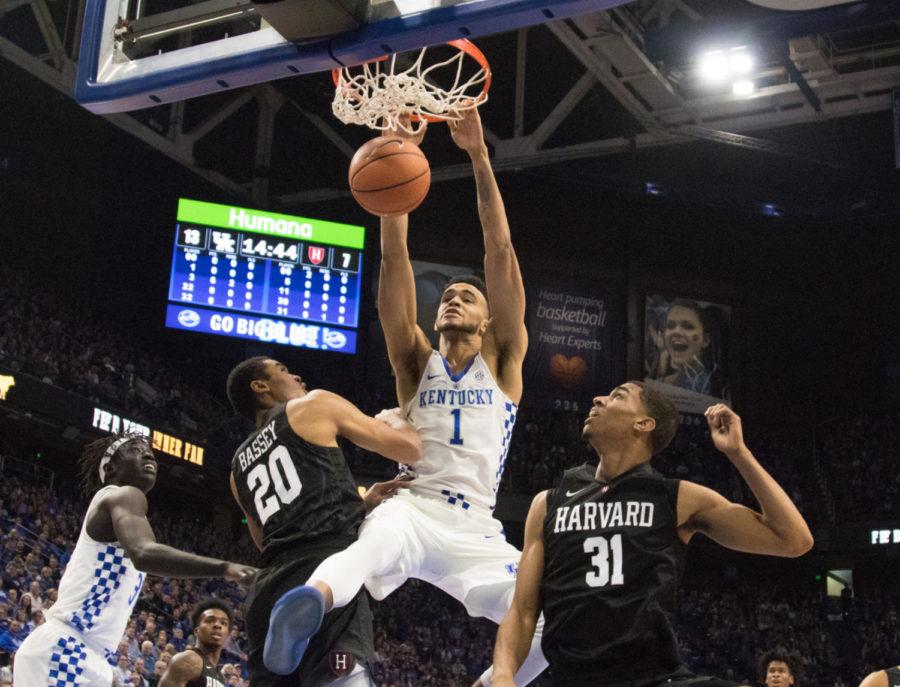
<box><xmin>402</xmin><ymin>350</ymin><xmax>518</xmax><ymax>512</ymax></box>
<box><xmin>46</xmin><ymin>485</ymin><xmax>145</xmax><ymax>655</ymax></box>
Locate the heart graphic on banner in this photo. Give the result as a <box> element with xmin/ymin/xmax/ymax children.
<box><xmin>550</xmin><ymin>354</ymin><xmax>587</xmax><ymax>389</ymax></box>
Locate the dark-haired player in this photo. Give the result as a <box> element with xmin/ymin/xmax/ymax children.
<box><xmin>860</xmin><ymin>666</ymin><xmax>900</xmax><ymax>687</ymax></box>
<box><xmin>14</xmin><ymin>434</ymin><xmax>256</xmax><ymax>687</ymax></box>
<box><xmin>159</xmin><ymin>598</ymin><xmax>233</xmax><ymax>687</ymax></box>
<box><xmin>225</xmin><ymin>357</ymin><xmax>421</xmax><ymax>686</ymax></box>
<box><xmin>759</xmin><ymin>647</ymin><xmax>803</xmax><ymax>687</ymax></box>
<box><xmin>490</xmin><ymin>386</ymin><xmax>814</xmax><ymax>687</ymax></box>
<box><xmin>263</xmin><ymin>107</ymin><xmax>547</xmax><ymax>686</ymax></box>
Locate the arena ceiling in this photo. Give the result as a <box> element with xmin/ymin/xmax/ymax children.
<box><xmin>1</xmin><ymin>0</ymin><xmax>900</xmax><ymax>217</ymax></box>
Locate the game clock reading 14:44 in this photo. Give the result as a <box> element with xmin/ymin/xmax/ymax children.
<box><xmin>166</xmin><ymin>198</ymin><xmax>365</xmax><ymax>354</ymax></box>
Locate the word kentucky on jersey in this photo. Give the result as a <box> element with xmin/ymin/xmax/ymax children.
<box><xmin>418</xmin><ymin>388</ymin><xmax>495</xmax><ymax>408</ymax></box>
<box><xmin>235</xmin><ymin>420</ymin><xmax>277</xmax><ymax>471</ymax></box>
<box><xmin>553</xmin><ymin>501</ymin><xmax>655</xmax><ymax>533</ymax></box>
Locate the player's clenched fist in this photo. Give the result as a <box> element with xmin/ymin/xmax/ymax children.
<box><xmin>705</xmin><ymin>404</ymin><xmax>747</xmax><ymax>458</ymax></box>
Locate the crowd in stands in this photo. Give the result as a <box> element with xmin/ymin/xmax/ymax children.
<box><xmin>0</xmin><ymin>270</ymin><xmax>230</xmax><ymax>440</ymax></box>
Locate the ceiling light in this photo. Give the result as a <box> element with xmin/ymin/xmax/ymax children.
<box><xmin>732</xmin><ymin>79</ymin><xmax>755</xmax><ymax>96</ymax></box>
<box><xmin>729</xmin><ymin>49</ymin><xmax>754</xmax><ymax>75</ymax></box>
<box><xmin>699</xmin><ymin>51</ymin><xmax>730</xmax><ymax>83</ymax></box>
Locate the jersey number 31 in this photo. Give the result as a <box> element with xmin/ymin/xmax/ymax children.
<box><xmin>584</xmin><ymin>534</ymin><xmax>624</xmax><ymax>588</ymax></box>
<box><xmin>247</xmin><ymin>446</ymin><xmax>303</xmax><ymax>525</ymax></box>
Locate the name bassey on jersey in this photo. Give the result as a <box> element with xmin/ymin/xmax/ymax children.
<box><xmin>234</xmin><ymin>421</ymin><xmax>277</xmax><ymax>471</ymax></box>
<box><xmin>403</xmin><ymin>351</ymin><xmax>517</xmax><ymax>513</ymax></box>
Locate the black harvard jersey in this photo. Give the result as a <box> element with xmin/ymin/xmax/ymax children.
<box><xmin>887</xmin><ymin>667</ymin><xmax>900</xmax><ymax>687</ymax></box>
<box><xmin>231</xmin><ymin>405</ymin><xmax>366</xmax><ymax>557</ymax></box>
<box><xmin>540</xmin><ymin>462</ymin><xmax>686</xmax><ymax>686</ymax></box>
<box><xmin>185</xmin><ymin>647</ymin><xmax>226</xmax><ymax>687</ymax></box>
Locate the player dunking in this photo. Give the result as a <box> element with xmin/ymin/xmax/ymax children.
<box><xmin>263</xmin><ymin>107</ymin><xmax>547</xmax><ymax>686</ymax></box>
<box><xmin>490</xmin><ymin>386</ymin><xmax>814</xmax><ymax>687</ymax></box>
<box><xmin>226</xmin><ymin>357</ymin><xmax>421</xmax><ymax>686</ymax></box>
<box><xmin>14</xmin><ymin>433</ymin><xmax>256</xmax><ymax>686</ymax></box>
<box><xmin>160</xmin><ymin>598</ymin><xmax>234</xmax><ymax>687</ymax></box>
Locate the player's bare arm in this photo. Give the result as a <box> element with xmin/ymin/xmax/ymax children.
<box><xmin>230</xmin><ymin>473</ymin><xmax>264</xmax><ymax>551</ymax></box>
<box><xmin>158</xmin><ymin>648</ymin><xmax>204</xmax><ymax>687</ymax></box>
<box><xmin>286</xmin><ymin>390</ymin><xmax>422</xmax><ymax>463</ymax></box>
<box><xmin>676</xmin><ymin>405</ymin><xmax>814</xmax><ymax>557</ymax></box>
<box><xmin>489</xmin><ymin>491</ymin><xmax>547</xmax><ymax>687</ymax></box>
<box><xmin>100</xmin><ymin>486</ymin><xmax>258</xmax><ymax>582</ymax></box>
<box><xmin>860</xmin><ymin>671</ymin><xmax>889</xmax><ymax>687</ymax></box>
<box><xmin>376</xmin><ymin>120</ymin><xmax>433</xmax><ymax>403</ymax></box>
<box><xmin>449</xmin><ymin>107</ymin><xmax>527</xmax><ymax>402</ymax></box>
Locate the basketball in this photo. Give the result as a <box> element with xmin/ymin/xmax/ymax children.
<box><xmin>348</xmin><ymin>136</ymin><xmax>431</xmax><ymax>216</ymax></box>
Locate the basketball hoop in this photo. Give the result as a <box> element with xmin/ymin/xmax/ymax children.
<box><xmin>331</xmin><ymin>39</ymin><xmax>492</xmax><ymax>134</ymax></box>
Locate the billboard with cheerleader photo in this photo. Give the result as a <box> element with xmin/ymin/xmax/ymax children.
<box><xmin>643</xmin><ymin>294</ymin><xmax>732</xmax><ymax>415</ymax></box>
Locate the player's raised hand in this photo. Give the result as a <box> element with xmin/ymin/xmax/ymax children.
<box><xmin>705</xmin><ymin>404</ymin><xmax>746</xmax><ymax>458</ymax></box>
<box><xmin>363</xmin><ymin>476</ymin><xmax>413</xmax><ymax>510</ymax></box>
<box><xmin>449</xmin><ymin>105</ymin><xmax>485</xmax><ymax>155</ymax></box>
<box><xmin>224</xmin><ymin>563</ymin><xmax>258</xmax><ymax>587</ymax></box>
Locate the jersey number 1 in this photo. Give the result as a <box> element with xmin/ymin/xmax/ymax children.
<box><xmin>584</xmin><ymin>534</ymin><xmax>624</xmax><ymax>588</ymax></box>
<box><xmin>247</xmin><ymin>446</ymin><xmax>303</xmax><ymax>525</ymax></box>
<box><xmin>449</xmin><ymin>408</ymin><xmax>464</xmax><ymax>446</ymax></box>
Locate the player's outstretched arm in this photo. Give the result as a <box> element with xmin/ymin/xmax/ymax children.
<box><xmin>158</xmin><ymin>649</ymin><xmax>203</xmax><ymax>687</ymax></box>
<box><xmin>104</xmin><ymin>486</ymin><xmax>257</xmax><ymax>582</ymax></box>
<box><xmin>378</xmin><ymin>119</ymin><xmax>433</xmax><ymax>401</ymax></box>
<box><xmin>450</xmin><ymin>109</ymin><xmax>528</xmax><ymax>377</ymax></box>
<box><xmin>491</xmin><ymin>491</ymin><xmax>547</xmax><ymax>687</ymax></box>
<box><xmin>294</xmin><ymin>391</ymin><xmax>422</xmax><ymax>463</ymax></box>
<box><xmin>677</xmin><ymin>405</ymin><xmax>814</xmax><ymax>558</ymax></box>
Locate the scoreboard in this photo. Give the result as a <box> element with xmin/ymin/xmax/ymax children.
<box><xmin>166</xmin><ymin>198</ymin><xmax>365</xmax><ymax>354</ymax></box>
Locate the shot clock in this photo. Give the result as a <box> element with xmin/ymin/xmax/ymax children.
<box><xmin>166</xmin><ymin>198</ymin><xmax>364</xmax><ymax>353</ymax></box>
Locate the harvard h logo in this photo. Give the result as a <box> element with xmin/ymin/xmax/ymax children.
<box><xmin>329</xmin><ymin>650</ymin><xmax>355</xmax><ymax>676</ymax></box>
<box><xmin>308</xmin><ymin>245</ymin><xmax>326</xmax><ymax>265</ymax></box>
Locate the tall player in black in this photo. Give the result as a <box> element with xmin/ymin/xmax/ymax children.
<box><xmin>159</xmin><ymin>598</ymin><xmax>233</xmax><ymax>687</ymax></box>
<box><xmin>861</xmin><ymin>666</ymin><xmax>900</xmax><ymax>687</ymax></box>
<box><xmin>490</xmin><ymin>381</ymin><xmax>813</xmax><ymax>687</ymax></box>
<box><xmin>226</xmin><ymin>356</ymin><xmax>422</xmax><ymax>687</ymax></box>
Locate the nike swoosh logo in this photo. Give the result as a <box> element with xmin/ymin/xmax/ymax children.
<box><xmin>427</xmin><ymin>374</ymin><xmax>441</xmax><ymax>380</ymax></box>
<box><xmin>565</xmin><ymin>487</ymin><xmax>588</xmax><ymax>498</ymax></box>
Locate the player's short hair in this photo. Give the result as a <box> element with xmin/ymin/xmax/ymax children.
<box><xmin>226</xmin><ymin>356</ymin><xmax>271</xmax><ymax>421</ymax></box>
<box><xmin>77</xmin><ymin>432</ymin><xmax>148</xmax><ymax>496</ymax></box>
<box><xmin>629</xmin><ymin>381</ymin><xmax>678</xmax><ymax>455</ymax></box>
<box><xmin>444</xmin><ymin>275</ymin><xmax>489</xmax><ymax>313</ymax></box>
<box><xmin>191</xmin><ymin>598</ymin><xmax>233</xmax><ymax>630</ymax></box>
<box><xmin>758</xmin><ymin>647</ymin><xmax>803</xmax><ymax>683</ymax></box>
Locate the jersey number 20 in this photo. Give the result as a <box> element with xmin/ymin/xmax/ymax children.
<box><xmin>247</xmin><ymin>446</ymin><xmax>303</xmax><ymax>525</ymax></box>
<box><xmin>583</xmin><ymin>534</ymin><xmax>624</xmax><ymax>587</ymax></box>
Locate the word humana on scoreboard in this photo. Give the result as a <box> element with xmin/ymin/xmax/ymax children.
<box><xmin>166</xmin><ymin>198</ymin><xmax>365</xmax><ymax>354</ymax></box>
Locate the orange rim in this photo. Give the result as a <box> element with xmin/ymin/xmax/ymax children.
<box><xmin>331</xmin><ymin>38</ymin><xmax>492</xmax><ymax>124</ymax></box>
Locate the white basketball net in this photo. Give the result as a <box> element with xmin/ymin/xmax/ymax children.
<box><xmin>332</xmin><ymin>46</ymin><xmax>489</xmax><ymax>134</ymax></box>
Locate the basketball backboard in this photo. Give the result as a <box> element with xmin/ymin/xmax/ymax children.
<box><xmin>75</xmin><ymin>0</ymin><xmax>632</xmax><ymax>113</ymax></box>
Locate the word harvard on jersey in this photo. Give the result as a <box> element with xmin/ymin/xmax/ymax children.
<box><xmin>553</xmin><ymin>501</ymin><xmax>655</xmax><ymax>533</ymax></box>
<box><xmin>418</xmin><ymin>388</ymin><xmax>495</xmax><ymax>408</ymax></box>
<box><xmin>235</xmin><ymin>420</ymin><xmax>277</xmax><ymax>471</ymax></box>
